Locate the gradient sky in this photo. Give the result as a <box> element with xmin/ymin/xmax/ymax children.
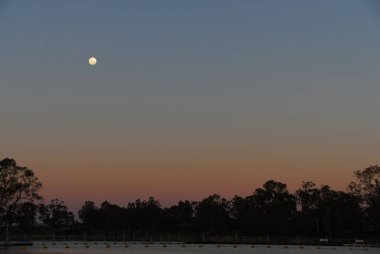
<box><xmin>1</xmin><ymin>0</ymin><xmax>380</xmax><ymax>211</ymax></box>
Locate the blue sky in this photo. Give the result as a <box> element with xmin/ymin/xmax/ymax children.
<box><xmin>1</xmin><ymin>0</ymin><xmax>380</xmax><ymax>208</ymax></box>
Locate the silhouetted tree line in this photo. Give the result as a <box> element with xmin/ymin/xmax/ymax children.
<box><xmin>1</xmin><ymin>158</ymin><xmax>380</xmax><ymax>239</ymax></box>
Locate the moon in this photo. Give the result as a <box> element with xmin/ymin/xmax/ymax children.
<box><xmin>88</xmin><ymin>57</ymin><xmax>97</xmax><ymax>66</ymax></box>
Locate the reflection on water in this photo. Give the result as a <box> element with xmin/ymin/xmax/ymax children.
<box><xmin>3</xmin><ymin>242</ymin><xmax>378</xmax><ymax>254</ymax></box>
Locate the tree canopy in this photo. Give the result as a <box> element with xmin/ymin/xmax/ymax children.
<box><xmin>0</xmin><ymin>158</ymin><xmax>42</xmax><ymax>226</ymax></box>
<box><xmin>1</xmin><ymin>158</ymin><xmax>380</xmax><ymax>239</ymax></box>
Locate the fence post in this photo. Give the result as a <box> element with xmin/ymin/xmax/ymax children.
<box><xmin>5</xmin><ymin>223</ymin><xmax>9</xmax><ymax>246</ymax></box>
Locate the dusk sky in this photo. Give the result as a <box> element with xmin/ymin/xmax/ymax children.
<box><xmin>1</xmin><ymin>0</ymin><xmax>380</xmax><ymax>211</ymax></box>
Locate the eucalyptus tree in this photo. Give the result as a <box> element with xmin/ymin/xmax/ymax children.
<box><xmin>194</xmin><ymin>194</ymin><xmax>232</xmax><ymax>233</ymax></box>
<box><xmin>348</xmin><ymin>165</ymin><xmax>380</xmax><ymax>236</ymax></box>
<box><xmin>78</xmin><ymin>201</ymin><xmax>101</xmax><ymax>232</ymax></box>
<box><xmin>246</xmin><ymin>180</ymin><xmax>296</xmax><ymax>236</ymax></box>
<box><xmin>297</xmin><ymin>182</ymin><xmax>363</xmax><ymax>238</ymax></box>
<box><xmin>164</xmin><ymin>200</ymin><xmax>194</xmax><ymax>232</ymax></box>
<box><xmin>0</xmin><ymin>158</ymin><xmax>42</xmax><ymax>243</ymax></box>
<box><xmin>39</xmin><ymin>199</ymin><xmax>75</xmax><ymax>237</ymax></box>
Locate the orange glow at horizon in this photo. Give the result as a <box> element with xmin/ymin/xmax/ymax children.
<box><xmin>8</xmin><ymin>141</ymin><xmax>377</xmax><ymax>211</ymax></box>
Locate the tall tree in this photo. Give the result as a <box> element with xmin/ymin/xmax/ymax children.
<box><xmin>297</xmin><ymin>182</ymin><xmax>363</xmax><ymax>238</ymax></box>
<box><xmin>245</xmin><ymin>180</ymin><xmax>296</xmax><ymax>236</ymax></box>
<box><xmin>164</xmin><ymin>200</ymin><xmax>194</xmax><ymax>232</ymax></box>
<box><xmin>98</xmin><ymin>201</ymin><xmax>125</xmax><ymax>232</ymax></box>
<box><xmin>0</xmin><ymin>158</ymin><xmax>42</xmax><ymax>242</ymax></box>
<box><xmin>348</xmin><ymin>165</ymin><xmax>380</xmax><ymax>236</ymax></box>
<box><xmin>39</xmin><ymin>199</ymin><xmax>75</xmax><ymax>234</ymax></box>
<box><xmin>230</xmin><ymin>195</ymin><xmax>247</xmax><ymax>232</ymax></box>
<box><xmin>15</xmin><ymin>202</ymin><xmax>38</xmax><ymax>234</ymax></box>
<box><xmin>125</xmin><ymin>197</ymin><xmax>163</xmax><ymax>233</ymax></box>
<box><xmin>194</xmin><ymin>194</ymin><xmax>231</xmax><ymax>233</ymax></box>
<box><xmin>296</xmin><ymin>181</ymin><xmax>321</xmax><ymax>236</ymax></box>
<box><xmin>78</xmin><ymin>201</ymin><xmax>101</xmax><ymax>232</ymax></box>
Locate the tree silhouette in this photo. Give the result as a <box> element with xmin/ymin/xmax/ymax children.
<box><xmin>240</xmin><ymin>180</ymin><xmax>296</xmax><ymax>235</ymax></box>
<box><xmin>98</xmin><ymin>201</ymin><xmax>125</xmax><ymax>232</ymax></box>
<box><xmin>126</xmin><ymin>197</ymin><xmax>163</xmax><ymax>233</ymax></box>
<box><xmin>38</xmin><ymin>199</ymin><xmax>75</xmax><ymax>235</ymax></box>
<box><xmin>348</xmin><ymin>165</ymin><xmax>380</xmax><ymax>237</ymax></box>
<box><xmin>164</xmin><ymin>200</ymin><xmax>194</xmax><ymax>232</ymax></box>
<box><xmin>15</xmin><ymin>202</ymin><xmax>38</xmax><ymax>235</ymax></box>
<box><xmin>0</xmin><ymin>158</ymin><xmax>42</xmax><ymax>242</ymax></box>
<box><xmin>3</xmin><ymin>157</ymin><xmax>380</xmax><ymax>239</ymax></box>
<box><xmin>194</xmin><ymin>194</ymin><xmax>231</xmax><ymax>233</ymax></box>
<box><xmin>78</xmin><ymin>201</ymin><xmax>101</xmax><ymax>233</ymax></box>
<box><xmin>297</xmin><ymin>182</ymin><xmax>363</xmax><ymax>238</ymax></box>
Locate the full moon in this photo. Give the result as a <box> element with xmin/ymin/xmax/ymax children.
<box><xmin>88</xmin><ymin>57</ymin><xmax>97</xmax><ymax>66</ymax></box>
